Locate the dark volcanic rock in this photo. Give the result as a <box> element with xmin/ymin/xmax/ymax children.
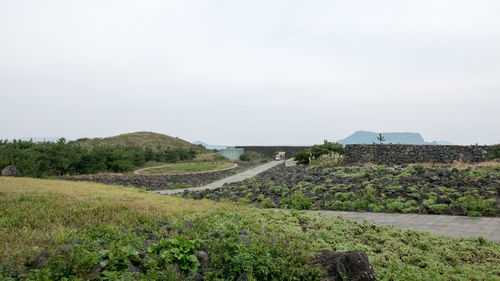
<box><xmin>25</xmin><ymin>251</ymin><xmax>49</xmax><ymax>270</ymax></box>
<box><xmin>59</xmin><ymin>161</ymin><xmax>264</xmax><ymax>190</ymax></box>
<box><xmin>1</xmin><ymin>165</ymin><xmax>19</xmax><ymax>177</ymax></box>
<box><xmin>188</xmin><ymin>271</ymin><xmax>203</xmax><ymax>281</ymax></box>
<box><xmin>314</xmin><ymin>250</ymin><xmax>376</xmax><ymax>281</ymax></box>
<box><xmin>453</xmin><ymin>205</ymin><xmax>468</xmax><ymax>216</ymax></box>
<box><xmin>194</xmin><ymin>250</ymin><xmax>210</xmax><ymax>269</ymax></box>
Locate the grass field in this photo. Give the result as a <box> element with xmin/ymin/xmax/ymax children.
<box><xmin>140</xmin><ymin>162</ymin><xmax>236</xmax><ymax>174</ymax></box>
<box><xmin>1</xmin><ymin>177</ymin><xmax>499</xmax><ymax>280</ymax></box>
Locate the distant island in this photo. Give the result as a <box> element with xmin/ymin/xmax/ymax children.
<box><xmin>337</xmin><ymin>131</ymin><xmax>452</xmax><ymax>145</ymax></box>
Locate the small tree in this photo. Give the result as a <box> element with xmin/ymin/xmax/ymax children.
<box><xmin>376</xmin><ymin>133</ymin><xmax>385</xmax><ymax>144</ymax></box>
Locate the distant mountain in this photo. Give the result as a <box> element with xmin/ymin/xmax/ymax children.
<box><xmin>337</xmin><ymin>131</ymin><xmax>451</xmax><ymax>145</ymax></box>
<box><xmin>192</xmin><ymin>141</ymin><xmax>228</xmax><ymax>150</ymax></box>
<box><xmin>72</xmin><ymin>131</ymin><xmax>204</xmax><ymax>151</ymax></box>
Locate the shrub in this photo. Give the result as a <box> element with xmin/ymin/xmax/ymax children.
<box><xmin>148</xmin><ymin>236</ymin><xmax>202</xmax><ymax>271</ymax></box>
<box><xmin>281</xmin><ymin>191</ymin><xmax>312</xmax><ymax>210</ymax></box>
<box><xmin>260</xmin><ymin>198</ymin><xmax>275</xmax><ymax>208</ymax></box>
<box><xmin>293</xmin><ymin>150</ymin><xmax>311</xmax><ymax>165</ymax></box>
<box><xmin>453</xmin><ymin>196</ymin><xmax>496</xmax><ymax>216</ymax></box>
<box><xmin>492</xmin><ymin>144</ymin><xmax>500</xmax><ymax>159</ymax></box>
<box><xmin>294</xmin><ymin>140</ymin><xmax>344</xmax><ymax>165</ymax></box>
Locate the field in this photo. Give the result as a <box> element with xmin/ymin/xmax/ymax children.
<box><xmin>183</xmin><ymin>164</ymin><xmax>500</xmax><ymax>217</ymax></box>
<box><xmin>138</xmin><ymin>162</ymin><xmax>236</xmax><ymax>175</ymax></box>
<box><xmin>1</xmin><ymin>177</ymin><xmax>500</xmax><ymax>280</ymax></box>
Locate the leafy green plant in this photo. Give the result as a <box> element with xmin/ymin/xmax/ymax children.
<box><xmin>260</xmin><ymin>198</ymin><xmax>275</xmax><ymax>208</ymax></box>
<box><xmin>294</xmin><ymin>140</ymin><xmax>344</xmax><ymax>165</ymax></box>
<box><xmin>148</xmin><ymin>236</ymin><xmax>202</xmax><ymax>272</ymax></box>
<box><xmin>281</xmin><ymin>191</ymin><xmax>312</xmax><ymax>210</ymax></box>
<box><xmin>99</xmin><ymin>245</ymin><xmax>140</xmax><ymax>270</ymax></box>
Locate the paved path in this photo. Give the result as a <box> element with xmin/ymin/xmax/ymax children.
<box><xmin>305</xmin><ymin>210</ymin><xmax>500</xmax><ymax>242</ymax></box>
<box><xmin>152</xmin><ymin>160</ymin><xmax>283</xmax><ymax>195</ymax></box>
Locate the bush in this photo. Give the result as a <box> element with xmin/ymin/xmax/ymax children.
<box><xmin>281</xmin><ymin>191</ymin><xmax>312</xmax><ymax>210</ymax></box>
<box><xmin>294</xmin><ymin>140</ymin><xmax>344</xmax><ymax>166</ymax></box>
<box><xmin>0</xmin><ymin>139</ymin><xmax>199</xmax><ymax>177</ymax></box>
<box><xmin>492</xmin><ymin>144</ymin><xmax>500</xmax><ymax>159</ymax></box>
<box><xmin>293</xmin><ymin>150</ymin><xmax>311</xmax><ymax>165</ymax></box>
<box><xmin>260</xmin><ymin>198</ymin><xmax>275</xmax><ymax>208</ymax></box>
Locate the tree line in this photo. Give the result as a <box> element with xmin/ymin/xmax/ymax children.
<box><xmin>0</xmin><ymin>139</ymin><xmax>199</xmax><ymax>177</ymax></box>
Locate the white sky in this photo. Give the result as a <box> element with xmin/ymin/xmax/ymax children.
<box><xmin>1</xmin><ymin>0</ymin><xmax>499</xmax><ymax>145</ymax></box>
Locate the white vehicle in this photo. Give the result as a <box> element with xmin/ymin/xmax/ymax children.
<box><xmin>275</xmin><ymin>151</ymin><xmax>286</xmax><ymax>161</ymax></box>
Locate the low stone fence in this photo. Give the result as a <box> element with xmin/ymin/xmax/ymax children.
<box><xmin>343</xmin><ymin>144</ymin><xmax>495</xmax><ymax>165</ymax></box>
<box><xmin>60</xmin><ymin>161</ymin><xmax>263</xmax><ymax>190</ymax></box>
<box><xmin>235</xmin><ymin>146</ymin><xmax>310</xmax><ymax>159</ymax></box>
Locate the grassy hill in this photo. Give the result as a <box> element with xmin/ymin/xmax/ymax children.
<box><xmin>1</xmin><ymin>178</ymin><xmax>499</xmax><ymax>280</ymax></box>
<box><xmin>72</xmin><ymin>131</ymin><xmax>203</xmax><ymax>151</ymax></box>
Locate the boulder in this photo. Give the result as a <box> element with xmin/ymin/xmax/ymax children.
<box><xmin>194</xmin><ymin>250</ymin><xmax>210</xmax><ymax>269</ymax></box>
<box><xmin>1</xmin><ymin>165</ymin><xmax>19</xmax><ymax>177</ymax></box>
<box><xmin>453</xmin><ymin>205</ymin><xmax>467</xmax><ymax>216</ymax></box>
<box><xmin>187</xmin><ymin>271</ymin><xmax>203</xmax><ymax>281</ymax></box>
<box><xmin>314</xmin><ymin>250</ymin><xmax>376</xmax><ymax>281</ymax></box>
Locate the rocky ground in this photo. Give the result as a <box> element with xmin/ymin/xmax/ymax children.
<box><xmin>182</xmin><ymin>165</ymin><xmax>500</xmax><ymax>217</ymax></box>
<box><xmin>61</xmin><ymin>160</ymin><xmax>266</xmax><ymax>190</ymax></box>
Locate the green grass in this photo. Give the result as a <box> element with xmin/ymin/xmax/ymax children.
<box><xmin>141</xmin><ymin>162</ymin><xmax>235</xmax><ymax>174</ymax></box>
<box><xmin>1</xmin><ymin>177</ymin><xmax>499</xmax><ymax>280</ymax></box>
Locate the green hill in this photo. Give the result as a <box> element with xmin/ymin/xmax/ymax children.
<box><xmin>72</xmin><ymin>131</ymin><xmax>203</xmax><ymax>151</ymax></box>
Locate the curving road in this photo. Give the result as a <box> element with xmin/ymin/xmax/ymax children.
<box><xmin>151</xmin><ymin>160</ymin><xmax>284</xmax><ymax>195</ymax></box>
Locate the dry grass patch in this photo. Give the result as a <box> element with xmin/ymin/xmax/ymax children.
<box><xmin>0</xmin><ymin>177</ymin><xmax>225</xmax><ymax>267</ymax></box>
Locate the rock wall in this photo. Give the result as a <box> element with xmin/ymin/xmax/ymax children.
<box><xmin>343</xmin><ymin>144</ymin><xmax>495</xmax><ymax>165</ymax></box>
<box><xmin>235</xmin><ymin>146</ymin><xmax>310</xmax><ymax>159</ymax></box>
<box><xmin>60</xmin><ymin>161</ymin><xmax>263</xmax><ymax>190</ymax></box>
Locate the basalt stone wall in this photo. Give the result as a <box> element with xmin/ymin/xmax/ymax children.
<box><xmin>344</xmin><ymin>144</ymin><xmax>495</xmax><ymax>165</ymax></box>
<box><xmin>60</xmin><ymin>161</ymin><xmax>263</xmax><ymax>190</ymax></box>
<box><xmin>236</xmin><ymin>146</ymin><xmax>310</xmax><ymax>159</ymax></box>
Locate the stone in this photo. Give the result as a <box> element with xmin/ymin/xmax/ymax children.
<box><xmin>1</xmin><ymin>165</ymin><xmax>19</xmax><ymax>177</ymax></box>
<box><xmin>188</xmin><ymin>271</ymin><xmax>203</xmax><ymax>281</ymax></box>
<box><xmin>314</xmin><ymin>250</ymin><xmax>376</xmax><ymax>281</ymax></box>
<box><xmin>236</xmin><ymin>274</ymin><xmax>249</xmax><ymax>281</ymax></box>
<box><xmin>25</xmin><ymin>251</ymin><xmax>49</xmax><ymax>269</ymax></box>
<box><xmin>194</xmin><ymin>250</ymin><xmax>210</xmax><ymax>269</ymax></box>
<box><xmin>128</xmin><ymin>264</ymin><xmax>143</xmax><ymax>273</ymax></box>
<box><xmin>453</xmin><ymin>205</ymin><xmax>467</xmax><ymax>216</ymax></box>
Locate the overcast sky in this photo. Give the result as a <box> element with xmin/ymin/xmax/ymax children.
<box><xmin>1</xmin><ymin>0</ymin><xmax>499</xmax><ymax>145</ymax></box>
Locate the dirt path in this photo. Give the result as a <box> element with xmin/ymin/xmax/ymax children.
<box><xmin>151</xmin><ymin>160</ymin><xmax>284</xmax><ymax>195</ymax></box>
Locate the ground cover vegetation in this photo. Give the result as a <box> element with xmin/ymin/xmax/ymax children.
<box><xmin>183</xmin><ymin>164</ymin><xmax>500</xmax><ymax>217</ymax></box>
<box><xmin>0</xmin><ymin>139</ymin><xmax>199</xmax><ymax>177</ymax></box>
<box><xmin>1</xmin><ymin>177</ymin><xmax>499</xmax><ymax>280</ymax></box>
